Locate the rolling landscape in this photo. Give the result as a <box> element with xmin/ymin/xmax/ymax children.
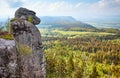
<box><xmin>1</xmin><ymin>15</ymin><xmax>120</xmax><ymax>78</ymax></box>
<box><xmin>37</xmin><ymin>16</ymin><xmax>120</xmax><ymax>78</ymax></box>
<box><xmin>0</xmin><ymin>0</ymin><xmax>120</xmax><ymax>78</ymax></box>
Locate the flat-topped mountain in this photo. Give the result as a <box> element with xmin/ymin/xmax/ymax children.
<box><xmin>38</xmin><ymin>16</ymin><xmax>95</xmax><ymax>28</ymax></box>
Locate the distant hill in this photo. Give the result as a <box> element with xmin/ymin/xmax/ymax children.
<box><xmin>80</xmin><ymin>16</ymin><xmax>120</xmax><ymax>29</ymax></box>
<box><xmin>38</xmin><ymin>16</ymin><xmax>95</xmax><ymax>28</ymax></box>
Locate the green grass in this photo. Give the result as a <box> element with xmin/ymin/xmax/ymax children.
<box><xmin>111</xmin><ymin>39</ymin><xmax>120</xmax><ymax>45</ymax></box>
<box><xmin>18</xmin><ymin>44</ymin><xmax>32</xmax><ymax>55</ymax></box>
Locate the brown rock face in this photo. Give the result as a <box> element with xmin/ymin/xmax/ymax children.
<box><xmin>0</xmin><ymin>8</ymin><xmax>46</xmax><ymax>78</ymax></box>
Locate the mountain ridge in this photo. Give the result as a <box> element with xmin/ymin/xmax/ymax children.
<box><xmin>38</xmin><ymin>16</ymin><xmax>95</xmax><ymax>28</ymax></box>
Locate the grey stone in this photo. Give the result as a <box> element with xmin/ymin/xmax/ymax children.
<box><xmin>0</xmin><ymin>38</ymin><xmax>21</xmax><ymax>78</ymax></box>
<box><xmin>15</xmin><ymin>7</ymin><xmax>40</xmax><ymax>25</ymax></box>
<box><xmin>10</xmin><ymin>8</ymin><xmax>46</xmax><ymax>78</ymax></box>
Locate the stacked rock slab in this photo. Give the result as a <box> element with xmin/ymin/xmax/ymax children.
<box><xmin>10</xmin><ymin>7</ymin><xmax>46</xmax><ymax>78</ymax></box>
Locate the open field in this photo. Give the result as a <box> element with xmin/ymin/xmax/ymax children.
<box><xmin>39</xmin><ymin>28</ymin><xmax>115</xmax><ymax>37</ymax></box>
<box><xmin>53</xmin><ymin>29</ymin><xmax>115</xmax><ymax>35</ymax></box>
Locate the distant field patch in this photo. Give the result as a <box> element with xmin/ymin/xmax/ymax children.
<box><xmin>111</xmin><ymin>39</ymin><xmax>120</xmax><ymax>45</ymax></box>
<box><xmin>53</xmin><ymin>29</ymin><xmax>114</xmax><ymax>36</ymax></box>
<box><xmin>39</xmin><ymin>28</ymin><xmax>115</xmax><ymax>37</ymax></box>
<box><xmin>39</xmin><ymin>28</ymin><xmax>47</xmax><ymax>33</ymax></box>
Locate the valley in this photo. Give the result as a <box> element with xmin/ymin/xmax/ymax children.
<box><xmin>1</xmin><ymin>16</ymin><xmax>120</xmax><ymax>78</ymax></box>
<box><xmin>38</xmin><ymin>17</ymin><xmax>120</xmax><ymax>78</ymax></box>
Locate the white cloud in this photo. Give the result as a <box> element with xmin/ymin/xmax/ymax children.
<box><xmin>0</xmin><ymin>0</ymin><xmax>120</xmax><ymax>20</ymax></box>
<box><xmin>115</xmin><ymin>0</ymin><xmax>120</xmax><ymax>2</ymax></box>
<box><xmin>74</xmin><ymin>0</ymin><xmax>120</xmax><ymax>18</ymax></box>
<box><xmin>0</xmin><ymin>0</ymin><xmax>17</xmax><ymax>19</ymax></box>
<box><xmin>97</xmin><ymin>0</ymin><xmax>120</xmax><ymax>15</ymax></box>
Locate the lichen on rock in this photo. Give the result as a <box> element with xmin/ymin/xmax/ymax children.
<box><xmin>0</xmin><ymin>32</ymin><xmax>14</xmax><ymax>40</ymax></box>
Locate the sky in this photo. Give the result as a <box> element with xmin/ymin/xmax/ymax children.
<box><xmin>0</xmin><ymin>0</ymin><xmax>120</xmax><ymax>20</ymax></box>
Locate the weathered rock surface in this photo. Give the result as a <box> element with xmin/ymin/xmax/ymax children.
<box><xmin>0</xmin><ymin>8</ymin><xmax>46</xmax><ymax>78</ymax></box>
<box><xmin>0</xmin><ymin>38</ymin><xmax>21</xmax><ymax>78</ymax></box>
<box><xmin>15</xmin><ymin>7</ymin><xmax>40</xmax><ymax>25</ymax></box>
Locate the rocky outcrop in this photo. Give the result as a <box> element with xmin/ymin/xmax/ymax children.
<box><xmin>15</xmin><ymin>7</ymin><xmax>40</xmax><ymax>25</ymax></box>
<box><xmin>0</xmin><ymin>39</ymin><xmax>21</xmax><ymax>78</ymax></box>
<box><xmin>0</xmin><ymin>8</ymin><xmax>46</xmax><ymax>78</ymax></box>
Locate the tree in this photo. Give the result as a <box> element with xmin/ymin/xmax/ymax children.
<box><xmin>0</xmin><ymin>22</ymin><xmax>4</xmax><ymax>32</ymax></box>
<box><xmin>5</xmin><ymin>18</ymin><xmax>10</xmax><ymax>33</ymax></box>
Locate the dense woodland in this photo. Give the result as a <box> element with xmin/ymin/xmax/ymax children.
<box><xmin>0</xmin><ymin>21</ymin><xmax>120</xmax><ymax>78</ymax></box>
<box><xmin>42</xmin><ymin>28</ymin><xmax>120</xmax><ymax>78</ymax></box>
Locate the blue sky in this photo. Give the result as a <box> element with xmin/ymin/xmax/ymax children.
<box><xmin>0</xmin><ymin>0</ymin><xmax>120</xmax><ymax>20</ymax></box>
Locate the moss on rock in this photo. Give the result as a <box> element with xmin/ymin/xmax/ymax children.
<box><xmin>18</xmin><ymin>44</ymin><xmax>32</xmax><ymax>55</ymax></box>
<box><xmin>0</xmin><ymin>31</ymin><xmax>14</xmax><ymax>40</ymax></box>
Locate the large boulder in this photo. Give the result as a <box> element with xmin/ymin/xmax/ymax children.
<box><xmin>15</xmin><ymin>7</ymin><xmax>40</xmax><ymax>25</ymax></box>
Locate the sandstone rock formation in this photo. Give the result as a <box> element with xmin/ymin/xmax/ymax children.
<box><xmin>0</xmin><ymin>7</ymin><xmax>46</xmax><ymax>78</ymax></box>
